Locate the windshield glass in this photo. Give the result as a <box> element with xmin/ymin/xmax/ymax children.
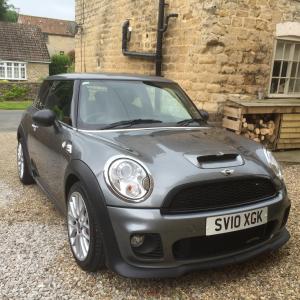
<box><xmin>78</xmin><ymin>80</ymin><xmax>202</xmax><ymax>130</ymax></box>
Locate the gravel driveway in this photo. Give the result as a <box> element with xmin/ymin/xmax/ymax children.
<box><xmin>0</xmin><ymin>132</ymin><xmax>299</xmax><ymax>299</ymax></box>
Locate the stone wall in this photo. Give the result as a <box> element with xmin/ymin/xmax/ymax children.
<box><xmin>75</xmin><ymin>0</ymin><xmax>300</xmax><ymax>115</ymax></box>
<box><xmin>0</xmin><ymin>82</ymin><xmax>40</xmax><ymax>101</ymax></box>
<box><xmin>47</xmin><ymin>35</ymin><xmax>75</xmax><ymax>57</ymax></box>
<box><xmin>27</xmin><ymin>63</ymin><xmax>49</xmax><ymax>82</ymax></box>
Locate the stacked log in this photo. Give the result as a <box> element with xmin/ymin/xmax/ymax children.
<box><xmin>241</xmin><ymin>115</ymin><xmax>276</xmax><ymax>145</ymax></box>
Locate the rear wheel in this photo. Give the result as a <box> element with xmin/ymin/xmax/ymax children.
<box><xmin>67</xmin><ymin>182</ymin><xmax>106</xmax><ymax>271</ymax></box>
<box><xmin>17</xmin><ymin>138</ymin><xmax>35</xmax><ymax>185</ymax></box>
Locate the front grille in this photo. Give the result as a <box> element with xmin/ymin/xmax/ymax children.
<box><xmin>162</xmin><ymin>177</ymin><xmax>277</xmax><ymax>214</ymax></box>
<box><xmin>173</xmin><ymin>221</ymin><xmax>276</xmax><ymax>260</ymax></box>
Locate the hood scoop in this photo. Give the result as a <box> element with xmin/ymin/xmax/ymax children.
<box><xmin>184</xmin><ymin>151</ymin><xmax>245</xmax><ymax>169</ymax></box>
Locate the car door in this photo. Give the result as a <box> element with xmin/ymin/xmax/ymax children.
<box><xmin>31</xmin><ymin>80</ymin><xmax>75</xmax><ymax>210</ymax></box>
<box><xmin>27</xmin><ymin>80</ymin><xmax>52</xmax><ymax>183</ymax></box>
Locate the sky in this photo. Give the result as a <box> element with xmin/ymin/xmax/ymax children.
<box><xmin>8</xmin><ymin>0</ymin><xmax>75</xmax><ymax>20</ymax></box>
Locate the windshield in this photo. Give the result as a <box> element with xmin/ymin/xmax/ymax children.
<box><xmin>78</xmin><ymin>80</ymin><xmax>203</xmax><ymax>130</ymax></box>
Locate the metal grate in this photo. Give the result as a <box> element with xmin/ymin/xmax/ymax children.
<box><xmin>162</xmin><ymin>177</ymin><xmax>277</xmax><ymax>214</ymax></box>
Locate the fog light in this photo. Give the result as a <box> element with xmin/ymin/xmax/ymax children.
<box><xmin>130</xmin><ymin>234</ymin><xmax>145</xmax><ymax>248</ymax></box>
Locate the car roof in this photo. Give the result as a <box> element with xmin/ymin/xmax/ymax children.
<box><xmin>46</xmin><ymin>73</ymin><xmax>175</xmax><ymax>83</ymax></box>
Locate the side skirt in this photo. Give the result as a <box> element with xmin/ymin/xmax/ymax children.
<box><xmin>33</xmin><ymin>175</ymin><xmax>66</xmax><ymax>216</ymax></box>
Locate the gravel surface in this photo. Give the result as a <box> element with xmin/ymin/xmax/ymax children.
<box><xmin>0</xmin><ymin>132</ymin><xmax>299</xmax><ymax>299</ymax></box>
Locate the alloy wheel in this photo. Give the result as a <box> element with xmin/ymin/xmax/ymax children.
<box><xmin>17</xmin><ymin>142</ymin><xmax>24</xmax><ymax>179</ymax></box>
<box><xmin>67</xmin><ymin>191</ymin><xmax>91</xmax><ymax>261</ymax></box>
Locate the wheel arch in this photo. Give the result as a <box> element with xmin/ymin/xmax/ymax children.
<box><xmin>64</xmin><ymin>160</ymin><xmax>103</xmax><ymax>201</ymax></box>
<box><xmin>64</xmin><ymin>159</ymin><xmax>124</xmax><ymax>270</ymax></box>
<box><xmin>65</xmin><ymin>173</ymin><xmax>80</xmax><ymax>202</ymax></box>
<box><xmin>17</xmin><ymin>124</ymin><xmax>25</xmax><ymax>141</ymax></box>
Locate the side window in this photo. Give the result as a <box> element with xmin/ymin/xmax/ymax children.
<box><xmin>35</xmin><ymin>81</ymin><xmax>52</xmax><ymax>109</ymax></box>
<box><xmin>45</xmin><ymin>80</ymin><xmax>74</xmax><ymax>126</ymax></box>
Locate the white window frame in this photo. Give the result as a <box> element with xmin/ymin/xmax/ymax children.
<box><xmin>0</xmin><ymin>61</ymin><xmax>27</xmax><ymax>81</ymax></box>
<box><xmin>268</xmin><ymin>38</ymin><xmax>300</xmax><ymax>98</ymax></box>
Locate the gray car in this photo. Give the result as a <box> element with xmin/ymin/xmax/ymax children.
<box><xmin>17</xmin><ymin>73</ymin><xmax>290</xmax><ymax>278</ymax></box>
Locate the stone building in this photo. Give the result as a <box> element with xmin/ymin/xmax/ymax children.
<box><xmin>75</xmin><ymin>0</ymin><xmax>300</xmax><ymax>116</ymax></box>
<box><xmin>18</xmin><ymin>15</ymin><xmax>76</xmax><ymax>57</ymax></box>
<box><xmin>0</xmin><ymin>21</ymin><xmax>50</xmax><ymax>82</ymax></box>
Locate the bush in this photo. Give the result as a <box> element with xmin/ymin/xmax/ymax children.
<box><xmin>49</xmin><ymin>54</ymin><xmax>71</xmax><ymax>75</ymax></box>
<box><xmin>0</xmin><ymin>84</ymin><xmax>29</xmax><ymax>101</ymax></box>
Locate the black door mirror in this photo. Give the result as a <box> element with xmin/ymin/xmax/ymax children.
<box><xmin>199</xmin><ymin>109</ymin><xmax>209</xmax><ymax>122</ymax></box>
<box><xmin>33</xmin><ymin>109</ymin><xmax>56</xmax><ymax>127</ymax></box>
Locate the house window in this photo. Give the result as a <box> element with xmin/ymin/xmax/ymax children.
<box><xmin>0</xmin><ymin>63</ymin><xmax>5</xmax><ymax>78</ymax></box>
<box><xmin>7</xmin><ymin>63</ymin><xmax>13</xmax><ymax>79</ymax></box>
<box><xmin>270</xmin><ymin>40</ymin><xmax>300</xmax><ymax>97</ymax></box>
<box><xmin>0</xmin><ymin>61</ymin><xmax>27</xmax><ymax>80</ymax></box>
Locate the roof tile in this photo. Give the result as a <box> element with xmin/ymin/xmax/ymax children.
<box><xmin>18</xmin><ymin>15</ymin><xmax>76</xmax><ymax>37</ymax></box>
<box><xmin>0</xmin><ymin>21</ymin><xmax>50</xmax><ymax>63</ymax></box>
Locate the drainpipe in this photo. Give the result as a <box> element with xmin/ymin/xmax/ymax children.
<box><xmin>155</xmin><ymin>0</ymin><xmax>165</xmax><ymax>77</ymax></box>
<box><xmin>122</xmin><ymin>0</ymin><xmax>178</xmax><ymax>76</ymax></box>
<box><xmin>122</xmin><ymin>20</ymin><xmax>156</xmax><ymax>60</ymax></box>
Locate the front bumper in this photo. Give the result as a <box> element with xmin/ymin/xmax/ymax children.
<box><xmin>107</xmin><ymin>192</ymin><xmax>290</xmax><ymax>278</ymax></box>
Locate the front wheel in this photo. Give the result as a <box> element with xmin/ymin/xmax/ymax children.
<box><xmin>17</xmin><ymin>139</ymin><xmax>35</xmax><ymax>185</ymax></box>
<box><xmin>67</xmin><ymin>182</ymin><xmax>106</xmax><ymax>272</ymax></box>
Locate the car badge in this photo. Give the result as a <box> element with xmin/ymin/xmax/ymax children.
<box><xmin>221</xmin><ymin>169</ymin><xmax>234</xmax><ymax>176</ymax></box>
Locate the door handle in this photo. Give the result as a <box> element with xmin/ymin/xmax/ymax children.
<box><xmin>32</xmin><ymin>124</ymin><xmax>39</xmax><ymax>132</ymax></box>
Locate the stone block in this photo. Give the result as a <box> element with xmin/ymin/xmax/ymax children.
<box><xmin>74</xmin><ymin>0</ymin><xmax>300</xmax><ymax>114</ymax></box>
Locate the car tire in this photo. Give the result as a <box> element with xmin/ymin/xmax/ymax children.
<box><xmin>67</xmin><ymin>182</ymin><xmax>106</xmax><ymax>272</ymax></box>
<box><xmin>17</xmin><ymin>138</ymin><xmax>35</xmax><ymax>185</ymax></box>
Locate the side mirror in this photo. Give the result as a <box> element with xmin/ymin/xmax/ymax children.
<box><xmin>33</xmin><ymin>109</ymin><xmax>56</xmax><ymax>127</ymax></box>
<box><xmin>199</xmin><ymin>109</ymin><xmax>209</xmax><ymax>122</ymax></box>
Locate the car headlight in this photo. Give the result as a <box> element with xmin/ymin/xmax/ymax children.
<box><xmin>264</xmin><ymin>149</ymin><xmax>283</xmax><ymax>180</ymax></box>
<box><xmin>104</xmin><ymin>158</ymin><xmax>153</xmax><ymax>202</ymax></box>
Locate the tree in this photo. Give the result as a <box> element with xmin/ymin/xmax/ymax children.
<box><xmin>0</xmin><ymin>0</ymin><xmax>18</xmax><ymax>22</ymax></box>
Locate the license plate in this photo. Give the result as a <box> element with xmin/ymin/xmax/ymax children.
<box><xmin>206</xmin><ymin>207</ymin><xmax>268</xmax><ymax>236</ymax></box>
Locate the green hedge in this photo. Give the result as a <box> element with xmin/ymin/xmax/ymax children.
<box><xmin>0</xmin><ymin>84</ymin><xmax>29</xmax><ymax>101</ymax></box>
<box><xmin>49</xmin><ymin>54</ymin><xmax>72</xmax><ymax>75</ymax></box>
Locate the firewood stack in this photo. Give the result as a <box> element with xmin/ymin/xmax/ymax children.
<box><xmin>241</xmin><ymin>115</ymin><xmax>276</xmax><ymax>145</ymax></box>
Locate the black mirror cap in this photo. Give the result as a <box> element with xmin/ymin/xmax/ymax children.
<box><xmin>33</xmin><ymin>109</ymin><xmax>56</xmax><ymax>127</ymax></box>
<box><xmin>199</xmin><ymin>109</ymin><xmax>209</xmax><ymax>122</ymax></box>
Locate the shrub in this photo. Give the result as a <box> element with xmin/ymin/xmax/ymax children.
<box><xmin>0</xmin><ymin>84</ymin><xmax>29</xmax><ymax>101</ymax></box>
<box><xmin>49</xmin><ymin>54</ymin><xmax>71</xmax><ymax>75</ymax></box>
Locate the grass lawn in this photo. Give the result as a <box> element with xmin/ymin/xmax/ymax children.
<box><xmin>0</xmin><ymin>101</ymin><xmax>32</xmax><ymax>110</ymax></box>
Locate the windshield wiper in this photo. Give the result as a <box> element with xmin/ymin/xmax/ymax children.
<box><xmin>177</xmin><ymin>118</ymin><xmax>205</xmax><ymax>127</ymax></box>
<box><xmin>101</xmin><ymin>119</ymin><xmax>163</xmax><ymax>130</ymax></box>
